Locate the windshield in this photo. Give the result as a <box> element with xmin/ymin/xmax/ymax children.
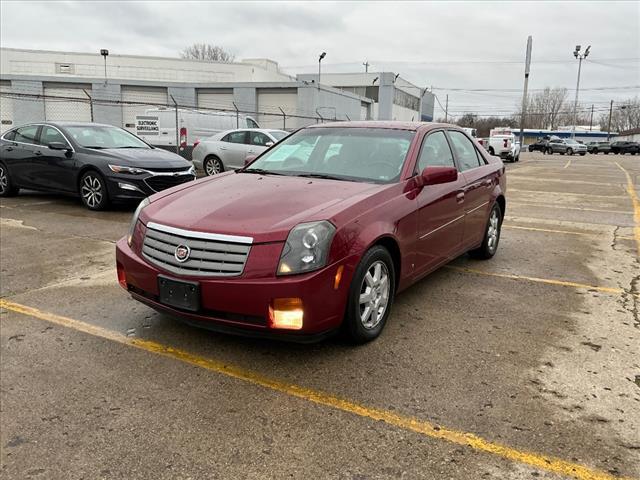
<box><xmin>244</xmin><ymin>127</ymin><xmax>415</xmax><ymax>184</ymax></box>
<box><xmin>565</xmin><ymin>139</ymin><xmax>580</xmax><ymax>145</ymax></box>
<box><xmin>65</xmin><ymin>125</ymin><xmax>150</xmax><ymax>149</ymax></box>
<box><xmin>269</xmin><ymin>131</ymin><xmax>288</xmax><ymax>141</ymax></box>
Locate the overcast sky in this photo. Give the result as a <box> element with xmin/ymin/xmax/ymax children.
<box><xmin>1</xmin><ymin>1</ymin><xmax>638</xmax><ymax>118</ymax></box>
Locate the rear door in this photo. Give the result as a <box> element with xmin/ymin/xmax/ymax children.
<box><xmin>414</xmin><ymin>130</ymin><xmax>466</xmax><ymax>275</ymax></box>
<box><xmin>220</xmin><ymin>130</ymin><xmax>249</xmax><ymax>169</ymax></box>
<box><xmin>447</xmin><ymin>130</ymin><xmax>495</xmax><ymax>250</ymax></box>
<box><xmin>4</xmin><ymin>125</ymin><xmax>42</xmax><ymax>188</ymax></box>
<box><xmin>36</xmin><ymin>125</ymin><xmax>77</xmax><ymax>193</ymax></box>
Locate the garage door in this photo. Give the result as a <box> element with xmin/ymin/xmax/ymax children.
<box><xmin>197</xmin><ymin>89</ymin><xmax>234</xmax><ymax>112</ymax></box>
<box><xmin>44</xmin><ymin>84</ymin><xmax>92</xmax><ymax>122</ymax></box>
<box><xmin>0</xmin><ymin>80</ymin><xmax>12</xmax><ymax>133</ymax></box>
<box><xmin>122</xmin><ymin>86</ymin><xmax>168</xmax><ymax>133</ymax></box>
<box><xmin>257</xmin><ymin>89</ymin><xmax>298</xmax><ymax>129</ymax></box>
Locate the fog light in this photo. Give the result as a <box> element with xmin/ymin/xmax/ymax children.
<box><xmin>269</xmin><ymin>298</ymin><xmax>303</xmax><ymax>330</ymax></box>
<box><xmin>116</xmin><ymin>261</ymin><xmax>127</xmax><ymax>289</ymax></box>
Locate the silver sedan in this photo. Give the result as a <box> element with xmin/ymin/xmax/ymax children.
<box><xmin>192</xmin><ymin>128</ymin><xmax>288</xmax><ymax>175</ymax></box>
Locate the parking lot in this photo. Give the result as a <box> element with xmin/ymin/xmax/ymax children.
<box><xmin>1</xmin><ymin>152</ymin><xmax>639</xmax><ymax>479</ymax></box>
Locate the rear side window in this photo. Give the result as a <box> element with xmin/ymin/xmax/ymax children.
<box><xmin>223</xmin><ymin>131</ymin><xmax>247</xmax><ymax>144</ymax></box>
<box><xmin>14</xmin><ymin>125</ymin><xmax>40</xmax><ymax>144</ymax></box>
<box><xmin>416</xmin><ymin>131</ymin><xmax>455</xmax><ymax>172</ymax></box>
<box><xmin>448</xmin><ymin>131</ymin><xmax>482</xmax><ymax>171</ymax></box>
<box><xmin>3</xmin><ymin>130</ymin><xmax>16</xmax><ymax>141</ymax></box>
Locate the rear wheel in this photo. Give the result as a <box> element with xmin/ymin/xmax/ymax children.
<box><xmin>469</xmin><ymin>203</ymin><xmax>502</xmax><ymax>260</ymax></box>
<box><xmin>592</xmin><ymin>148</ymin><xmax>598</xmax><ymax>154</ymax></box>
<box><xmin>79</xmin><ymin>170</ymin><xmax>109</xmax><ymax>210</ymax></box>
<box><xmin>0</xmin><ymin>163</ymin><xmax>19</xmax><ymax>197</ymax></box>
<box><xmin>344</xmin><ymin>246</ymin><xmax>395</xmax><ymax>344</ymax></box>
<box><xmin>567</xmin><ymin>148</ymin><xmax>574</xmax><ymax>155</ymax></box>
<box><xmin>546</xmin><ymin>147</ymin><xmax>553</xmax><ymax>155</ymax></box>
<box><xmin>204</xmin><ymin>156</ymin><xmax>224</xmax><ymax>176</ymax></box>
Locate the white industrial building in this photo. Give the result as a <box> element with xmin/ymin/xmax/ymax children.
<box><xmin>0</xmin><ymin>48</ymin><xmax>434</xmax><ymax>133</ymax></box>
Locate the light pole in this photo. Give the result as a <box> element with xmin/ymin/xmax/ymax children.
<box><xmin>318</xmin><ymin>52</ymin><xmax>326</xmax><ymax>91</ymax></box>
<box><xmin>571</xmin><ymin>44</ymin><xmax>590</xmax><ymax>138</ymax></box>
<box><xmin>100</xmin><ymin>49</ymin><xmax>109</xmax><ymax>85</ymax></box>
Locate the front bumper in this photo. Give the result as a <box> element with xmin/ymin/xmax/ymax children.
<box><xmin>115</xmin><ymin>237</ymin><xmax>355</xmax><ymax>340</ymax></box>
<box><xmin>105</xmin><ymin>172</ymin><xmax>196</xmax><ymax>201</ymax></box>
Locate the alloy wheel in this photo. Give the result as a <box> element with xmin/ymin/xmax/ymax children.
<box><xmin>0</xmin><ymin>166</ymin><xmax>7</xmax><ymax>195</ymax></box>
<box><xmin>81</xmin><ymin>174</ymin><xmax>103</xmax><ymax>208</ymax></box>
<box><xmin>205</xmin><ymin>158</ymin><xmax>222</xmax><ymax>175</ymax></box>
<box><xmin>487</xmin><ymin>208</ymin><xmax>500</xmax><ymax>253</ymax></box>
<box><xmin>359</xmin><ymin>261</ymin><xmax>390</xmax><ymax>329</ymax></box>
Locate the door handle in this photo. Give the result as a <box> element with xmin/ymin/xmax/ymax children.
<box><xmin>483</xmin><ymin>179</ymin><xmax>493</xmax><ymax>188</ymax></box>
<box><xmin>34</xmin><ymin>151</ymin><xmax>43</xmax><ymax>156</ymax></box>
<box><xmin>456</xmin><ymin>192</ymin><xmax>465</xmax><ymax>203</ymax></box>
<box><xmin>219</xmin><ymin>146</ymin><xmax>227</xmax><ymax>150</ymax></box>
<box><xmin>5</xmin><ymin>147</ymin><xmax>13</xmax><ymax>152</ymax></box>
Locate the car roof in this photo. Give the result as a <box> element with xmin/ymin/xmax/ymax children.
<box><xmin>306</xmin><ymin>120</ymin><xmax>460</xmax><ymax>132</ymax></box>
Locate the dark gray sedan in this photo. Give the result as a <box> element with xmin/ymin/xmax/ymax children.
<box><xmin>0</xmin><ymin>122</ymin><xmax>195</xmax><ymax>210</ymax></box>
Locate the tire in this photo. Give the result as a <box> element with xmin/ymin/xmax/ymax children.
<box><xmin>567</xmin><ymin>148</ymin><xmax>574</xmax><ymax>156</ymax></box>
<box><xmin>469</xmin><ymin>202</ymin><xmax>502</xmax><ymax>260</ymax></box>
<box><xmin>79</xmin><ymin>170</ymin><xmax>109</xmax><ymax>211</ymax></box>
<box><xmin>344</xmin><ymin>245</ymin><xmax>396</xmax><ymax>344</ymax></box>
<box><xmin>203</xmin><ymin>156</ymin><xmax>224</xmax><ymax>176</ymax></box>
<box><xmin>546</xmin><ymin>147</ymin><xmax>553</xmax><ymax>155</ymax></box>
<box><xmin>579</xmin><ymin>152</ymin><xmax>586</xmax><ymax>156</ymax></box>
<box><xmin>528</xmin><ymin>146</ymin><xmax>534</xmax><ymax>152</ymax></box>
<box><xmin>592</xmin><ymin>149</ymin><xmax>598</xmax><ymax>154</ymax></box>
<box><xmin>0</xmin><ymin>163</ymin><xmax>19</xmax><ymax>197</ymax></box>
<box><xmin>604</xmin><ymin>152</ymin><xmax>609</xmax><ymax>155</ymax></box>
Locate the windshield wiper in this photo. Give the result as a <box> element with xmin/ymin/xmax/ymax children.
<box><xmin>240</xmin><ymin>168</ymin><xmax>285</xmax><ymax>176</ymax></box>
<box><xmin>294</xmin><ymin>173</ymin><xmax>347</xmax><ymax>181</ymax></box>
<box><xmin>116</xmin><ymin>146</ymin><xmax>147</xmax><ymax>149</ymax></box>
<box><xmin>84</xmin><ymin>146</ymin><xmax>107</xmax><ymax>149</ymax></box>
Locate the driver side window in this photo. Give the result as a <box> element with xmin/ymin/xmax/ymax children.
<box><xmin>416</xmin><ymin>131</ymin><xmax>455</xmax><ymax>172</ymax></box>
<box><xmin>40</xmin><ymin>126</ymin><xmax>68</xmax><ymax>147</ymax></box>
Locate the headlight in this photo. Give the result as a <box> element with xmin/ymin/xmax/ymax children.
<box><xmin>127</xmin><ymin>197</ymin><xmax>150</xmax><ymax>246</ymax></box>
<box><xmin>109</xmin><ymin>164</ymin><xmax>148</xmax><ymax>175</ymax></box>
<box><xmin>277</xmin><ymin>221</ymin><xmax>335</xmax><ymax>275</ymax></box>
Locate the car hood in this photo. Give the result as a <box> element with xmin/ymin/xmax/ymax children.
<box><xmin>141</xmin><ymin>172</ymin><xmax>383</xmax><ymax>243</ymax></box>
<box><xmin>89</xmin><ymin>147</ymin><xmax>191</xmax><ymax>169</ymax></box>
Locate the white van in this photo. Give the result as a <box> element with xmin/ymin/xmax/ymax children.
<box><xmin>135</xmin><ymin>108</ymin><xmax>260</xmax><ymax>159</ymax></box>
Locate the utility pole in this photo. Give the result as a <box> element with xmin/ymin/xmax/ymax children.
<box><xmin>318</xmin><ymin>52</ymin><xmax>326</xmax><ymax>91</ymax></box>
<box><xmin>519</xmin><ymin>36</ymin><xmax>532</xmax><ymax>147</ymax></box>
<box><xmin>571</xmin><ymin>44</ymin><xmax>590</xmax><ymax>139</ymax></box>
<box><xmin>589</xmin><ymin>104</ymin><xmax>594</xmax><ymax>131</ymax></box>
<box><xmin>607</xmin><ymin>100</ymin><xmax>613</xmax><ymax>141</ymax></box>
<box><xmin>444</xmin><ymin>94</ymin><xmax>449</xmax><ymax>123</ymax></box>
<box><xmin>363</xmin><ymin>61</ymin><xmax>370</xmax><ymax>73</ymax></box>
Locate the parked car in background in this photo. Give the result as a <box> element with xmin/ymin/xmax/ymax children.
<box><xmin>586</xmin><ymin>141</ymin><xmax>611</xmax><ymax>154</ymax></box>
<box><xmin>546</xmin><ymin>138</ymin><xmax>587</xmax><ymax>156</ymax></box>
<box><xmin>528</xmin><ymin>138</ymin><xmax>548</xmax><ymax>152</ymax></box>
<box><xmin>134</xmin><ymin>108</ymin><xmax>261</xmax><ymax>160</ymax></box>
<box><xmin>486</xmin><ymin>134</ymin><xmax>519</xmax><ymax>162</ymax></box>
<box><xmin>116</xmin><ymin>121</ymin><xmax>506</xmax><ymax>343</ymax></box>
<box><xmin>610</xmin><ymin>141</ymin><xmax>639</xmax><ymax>155</ymax></box>
<box><xmin>192</xmin><ymin>128</ymin><xmax>288</xmax><ymax>175</ymax></box>
<box><xmin>0</xmin><ymin>122</ymin><xmax>195</xmax><ymax>210</ymax></box>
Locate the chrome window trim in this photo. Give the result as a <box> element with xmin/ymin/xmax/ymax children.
<box><xmin>1</xmin><ymin>123</ymin><xmax>75</xmax><ymax>153</ymax></box>
<box><xmin>146</xmin><ymin>221</ymin><xmax>253</xmax><ymax>245</ymax></box>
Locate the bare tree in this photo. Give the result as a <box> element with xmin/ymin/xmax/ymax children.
<box><xmin>516</xmin><ymin>87</ymin><xmax>568</xmax><ymax>129</ymax></box>
<box><xmin>598</xmin><ymin>97</ymin><xmax>640</xmax><ymax>132</ymax></box>
<box><xmin>180</xmin><ymin>43</ymin><xmax>235</xmax><ymax>62</ymax></box>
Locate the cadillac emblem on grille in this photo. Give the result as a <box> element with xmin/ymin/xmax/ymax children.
<box><xmin>174</xmin><ymin>244</ymin><xmax>191</xmax><ymax>263</ymax></box>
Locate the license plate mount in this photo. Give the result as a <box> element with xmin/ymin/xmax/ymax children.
<box><xmin>158</xmin><ymin>275</ymin><xmax>200</xmax><ymax>312</ymax></box>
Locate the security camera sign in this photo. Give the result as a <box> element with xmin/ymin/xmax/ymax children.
<box><xmin>136</xmin><ymin>116</ymin><xmax>159</xmax><ymax>136</ymax></box>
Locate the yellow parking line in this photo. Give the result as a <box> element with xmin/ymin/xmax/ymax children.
<box><xmin>563</xmin><ymin>159</ymin><xmax>572</xmax><ymax>169</ymax></box>
<box><xmin>503</xmin><ymin>224</ymin><xmax>635</xmax><ymax>240</ymax></box>
<box><xmin>508</xmin><ymin>189</ymin><xmax>627</xmax><ymax>199</ymax></box>
<box><xmin>445</xmin><ymin>266</ymin><xmax>626</xmax><ymax>295</ymax></box>
<box><xmin>509</xmin><ymin>201</ymin><xmax>633</xmax><ymax>215</ymax></box>
<box><xmin>0</xmin><ymin>298</ymin><xmax>629</xmax><ymax>480</ymax></box>
<box><xmin>615</xmin><ymin>162</ymin><xmax>640</xmax><ymax>256</ymax></box>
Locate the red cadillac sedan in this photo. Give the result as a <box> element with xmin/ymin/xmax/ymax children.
<box><xmin>116</xmin><ymin>122</ymin><xmax>506</xmax><ymax>343</ymax></box>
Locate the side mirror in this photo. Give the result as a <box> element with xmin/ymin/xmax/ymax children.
<box><xmin>265</xmin><ymin>141</ymin><xmax>274</xmax><ymax>147</ymax></box>
<box><xmin>244</xmin><ymin>155</ymin><xmax>257</xmax><ymax>166</ymax></box>
<box><xmin>417</xmin><ymin>166</ymin><xmax>458</xmax><ymax>187</ymax></box>
<box><xmin>48</xmin><ymin>142</ymin><xmax>71</xmax><ymax>151</ymax></box>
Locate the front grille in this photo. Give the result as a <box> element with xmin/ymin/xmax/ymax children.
<box><xmin>144</xmin><ymin>174</ymin><xmax>195</xmax><ymax>192</ymax></box>
<box><xmin>142</xmin><ymin>223</ymin><xmax>251</xmax><ymax>277</ymax></box>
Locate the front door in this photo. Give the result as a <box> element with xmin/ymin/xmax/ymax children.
<box><xmin>36</xmin><ymin>125</ymin><xmax>77</xmax><ymax>193</ymax></box>
<box><xmin>447</xmin><ymin>130</ymin><xmax>495</xmax><ymax>249</ymax></box>
<box><xmin>220</xmin><ymin>130</ymin><xmax>249</xmax><ymax>169</ymax></box>
<box><xmin>414</xmin><ymin>130</ymin><xmax>466</xmax><ymax>276</ymax></box>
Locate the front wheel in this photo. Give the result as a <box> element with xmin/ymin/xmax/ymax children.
<box><xmin>79</xmin><ymin>171</ymin><xmax>109</xmax><ymax>210</ymax></box>
<box><xmin>469</xmin><ymin>203</ymin><xmax>502</xmax><ymax>260</ymax></box>
<box><xmin>0</xmin><ymin>163</ymin><xmax>19</xmax><ymax>197</ymax></box>
<box><xmin>567</xmin><ymin>148</ymin><xmax>574</xmax><ymax>155</ymax></box>
<box><xmin>203</xmin><ymin>156</ymin><xmax>224</xmax><ymax>176</ymax></box>
<box><xmin>344</xmin><ymin>246</ymin><xmax>395</xmax><ymax>344</ymax></box>
<box><xmin>546</xmin><ymin>147</ymin><xmax>553</xmax><ymax>155</ymax></box>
